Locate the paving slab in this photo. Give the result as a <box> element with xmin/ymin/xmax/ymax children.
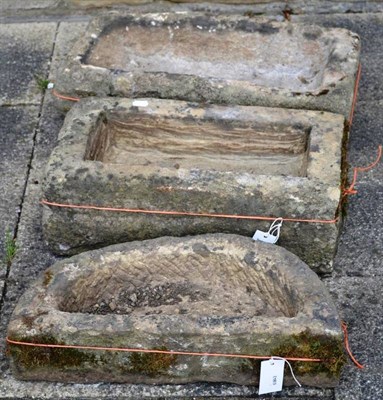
<box><xmin>1</xmin><ymin>0</ymin><xmax>61</xmax><ymax>13</ymax></box>
<box><xmin>49</xmin><ymin>21</ymin><xmax>89</xmax><ymax>79</ymax></box>
<box><xmin>0</xmin><ymin>106</ymin><xmax>40</xmax><ymax>275</ymax></box>
<box><xmin>325</xmin><ymin>276</ymin><xmax>383</xmax><ymax>366</ymax></box>
<box><xmin>0</xmin><ymin>21</ymin><xmax>69</xmax><ymax>379</ymax></box>
<box><xmin>0</xmin><ymin>22</ymin><xmax>57</xmax><ymax>106</ymax></box>
<box><xmin>334</xmin><ymin>362</ymin><xmax>383</xmax><ymax>399</ymax></box>
<box><xmin>0</xmin><ymin>107</ymin><xmax>61</xmax><ymax>379</ymax></box>
<box><xmin>348</xmin><ymin>100</ymin><xmax>383</xmax><ymax>167</ymax></box>
<box><xmin>333</xmin><ymin>182</ymin><xmax>383</xmax><ymax>277</ymax></box>
<box><xmin>323</xmin><ymin>275</ymin><xmax>383</xmax><ymax>398</ymax></box>
<box><xmin>0</xmin><ymin>21</ymin><xmax>92</xmax><ymax>382</ymax></box>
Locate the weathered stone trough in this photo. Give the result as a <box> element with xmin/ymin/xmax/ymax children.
<box><xmin>55</xmin><ymin>12</ymin><xmax>360</xmax><ymax>119</ymax></box>
<box><xmin>43</xmin><ymin>98</ymin><xmax>345</xmax><ymax>273</ymax></box>
<box><xmin>7</xmin><ymin>234</ymin><xmax>344</xmax><ymax>386</ymax></box>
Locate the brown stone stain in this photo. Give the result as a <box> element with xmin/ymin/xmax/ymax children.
<box><xmin>43</xmin><ymin>270</ymin><xmax>54</xmax><ymax>286</ymax></box>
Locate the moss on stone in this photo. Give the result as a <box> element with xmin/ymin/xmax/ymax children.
<box><xmin>271</xmin><ymin>330</ymin><xmax>346</xmax><ymax>377</ymax></box>
<box><xmin>128</xmin><ymin>347</ymin><xmax>177</xmax><ymax>376</ymax></box>
<box><xmin>8</xmin><ymin>334</ymin><xmax>95</xmax><ymax>370</ymax></box>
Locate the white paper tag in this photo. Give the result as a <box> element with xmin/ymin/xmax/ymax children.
<box><xmin>259</xmin><ymin>358</ymin><xmax>285</xmax><ymax>395</ymax></box>
<box><xmin>132</xmin><ymin>100</ymin><xmax>149</xmax><ymax>107</ymax></box>
<box><xmin>253</xmin><ymin>229</ymin><xmax>278</xmax><ymax>244</ymax></box>
<box><xmin>252</xmin><ymin>218</ymin><xmax>283</xmax><ymax>244</ymax></box>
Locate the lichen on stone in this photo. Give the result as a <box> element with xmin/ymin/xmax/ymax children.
<box><xmin>7</xmin><ymin>335</ymin><xmax>95</xmax><ymax>370</ymax></box>
<box><xmin>128</xmin><ymin>347</ymin><xmax>177</xmax><ymax>376</ymax></box>
<box><xmin>271</xmin><ymin>330</ymin><xmax>346</xmax><ymax>377</ymax></box>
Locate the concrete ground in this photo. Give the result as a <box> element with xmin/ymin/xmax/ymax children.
<box><xmin>0</xmin><ymin>2</ymin><xmax>383</xmax><ymax>399</ymax></box>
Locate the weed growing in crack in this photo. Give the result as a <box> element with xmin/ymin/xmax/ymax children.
<box><xmin>35</xmin><ymin>76</ymin><xmax>50</xmax><ymax>92</ymax></box>
<box><xmin>4</xmin><ymin>229</ymin><xmax>17</xmax><ymax>267</ymax></box>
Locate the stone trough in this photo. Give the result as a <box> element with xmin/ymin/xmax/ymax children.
<box><xmin>55</xmin><ymin>12</ymin><xmax>360</xmax><ymax>119</ymax></box>
<box><xmin>7</xmin><ymin>234</ymin><xmax>344</xmax><ymax>386</ymax></box>
<box><xmin>43</xmin><ymin>98</ymin><xmax>345</xmax><ymax>273</ymax></box>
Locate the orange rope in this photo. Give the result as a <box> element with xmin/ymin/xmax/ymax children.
<box><xmin>47</xmin><ymin>81</ymin><xmax>381</xmax><ymax>225</ymax></box>
<box><xmin>341</xmin><ymin>321</ymin><xmax>364</xmax><ymax>369</ymax></box>
<box><xmin>5</xmin><ymin>337</ymin><xmax>322</xmax><ymax>362</ymax></box>
<box><xmin>40</xmin><ymin>199</ymin><xmax>339</xmax><ymax>224</ymax></box>
<box><xmin>51</xmin><ymin>89</ymin><xmax>80</xmax><ymax>102</ymax></box>
<box><xmin>5</xmin><ymin>321</ymin><xmax>365</xmax><ymax>368</ymax></box>
<box><xmin>349</xmin><ymin>63</ymin><xmax>362</xmax><ymax>126</ymax></box>
<box><xmin>41</xmin><ymin>144</ymin><xmax>381</xmax><ymax>224</ymax></box>
<box><xmin>343</xmin><ymin>145</ymin><xmax>382</xmax><ymax>196</ymax></box>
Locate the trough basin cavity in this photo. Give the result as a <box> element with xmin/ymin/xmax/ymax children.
<box><xmin>43</xmin><ymin>98</ymin><xmax>346</xmax><ymax>274</ymax></box>
<box><xmin>7</xmin><ymin>234</ymin><xmax>344</xmax><ymax>386</ymax></box>
<box><xmin>55</xmin><ymin>12</ymin><xmax>360</xmax><ymax>119</ymax></box>
<box><xmin>86</xmin><ymin>109</ymin><xmax>310</xmax><ymax>177</ymax></box>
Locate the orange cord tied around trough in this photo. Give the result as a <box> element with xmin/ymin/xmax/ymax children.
<box><xmin>341</xmin><ymin>321</ymin><xmax>364</xmax><ymax>369</ymax></box>
<box><xmin>5</xmin><ymin>320</ymin><xmax>363</xmax><ymax>368</ymax></box>
<box><xmin>5</xmin><ymin>337</ymin><xmax>321</xmax><ymax>363</ymax></box>
<box><xmin>343</xmin><ymin>145</ymin><xmax>382</xmax><ymax>196</ymax></box>
<box><xmin>41</xmin><ymin>144</ymin><xmax>382</xmax><ymax>225</ymax></box>
<box><xmin>349</xmin><ymin>63</ymin><xmax>362</xmax><ymax>126</ymax></box>
<box><xmin>51</xmin><ymin>89</ymin><xmax>80</xmax><ymax>102</ymax></box>
<box><xmin>40</xmin><ymin>200</ymin><xmax>340</xmax><ymax>224</ymax></box>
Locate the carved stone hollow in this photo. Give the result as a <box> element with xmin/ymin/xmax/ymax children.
<box><xmin>43</xmin><ymin>97</ymin><xmax>346</xmax><ymax>273</ymax></box>
<box><xmin>7</xmin><ymin>234</ymin><xmax>345</xmax><ymax>386</ymax></box>
<box><xmin>55</xmin><ymin>12</ymin><xmax>360</xmax><ymax>119</ymax></box>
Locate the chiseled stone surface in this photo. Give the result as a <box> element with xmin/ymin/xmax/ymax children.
<box><xmin>7</xmin><ymin>234</ymin><xmax>344</xmax><ymax>386</ymax></box>
<box><xmin>54</xmin><ymin>12</ymin><xmax>360</xmax><ymax>119</ymax></box>
<box><xmin>42</xmin><ymin>97</ymin><xmax>345</xmax><ymax>273</ymax></box>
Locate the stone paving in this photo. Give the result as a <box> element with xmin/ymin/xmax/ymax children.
<box><xmin>0</xmin><ymin>2</ymin><xmax>383</xmax><ymax>399</ymax></box>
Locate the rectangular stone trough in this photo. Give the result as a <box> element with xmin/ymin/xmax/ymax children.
<box><xmin>55</xmin><ymin>12</ymin><xmax>360</xmax><ymax>120</ymax></box>
<box><xmin>42</xmin><ymin>98</ymin><xmax>345</xmax><ymax>274</ymax></box>
<box><xmin>7</xmin><ymin>234</ymin><xmax>345</xmax><ymax>386</ymax></box>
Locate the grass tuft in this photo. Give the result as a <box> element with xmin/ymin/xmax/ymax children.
<box><xmin>4</xmin><ymin>229</ymin><xmax>17</xmax><ymax>267</ymax></box>
<box><xmin>35</xmin><ymin>76</ymin><xmax>50</xmax><ymax>92</ymax></box>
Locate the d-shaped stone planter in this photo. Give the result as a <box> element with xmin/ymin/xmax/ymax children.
<box><xmin>7</xmin><ymin>234</ymin><xmax>344</xmax><ymax>386</ymax></box>
<box><xmin>43</xmin><ymin>98</ymin><xmax>345</xmax><ymax>273</ymax></box>
<box><xmin>55</xmin><ymin>12</ymin><xmax>360</xmax><ymax>119</ymax></box>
